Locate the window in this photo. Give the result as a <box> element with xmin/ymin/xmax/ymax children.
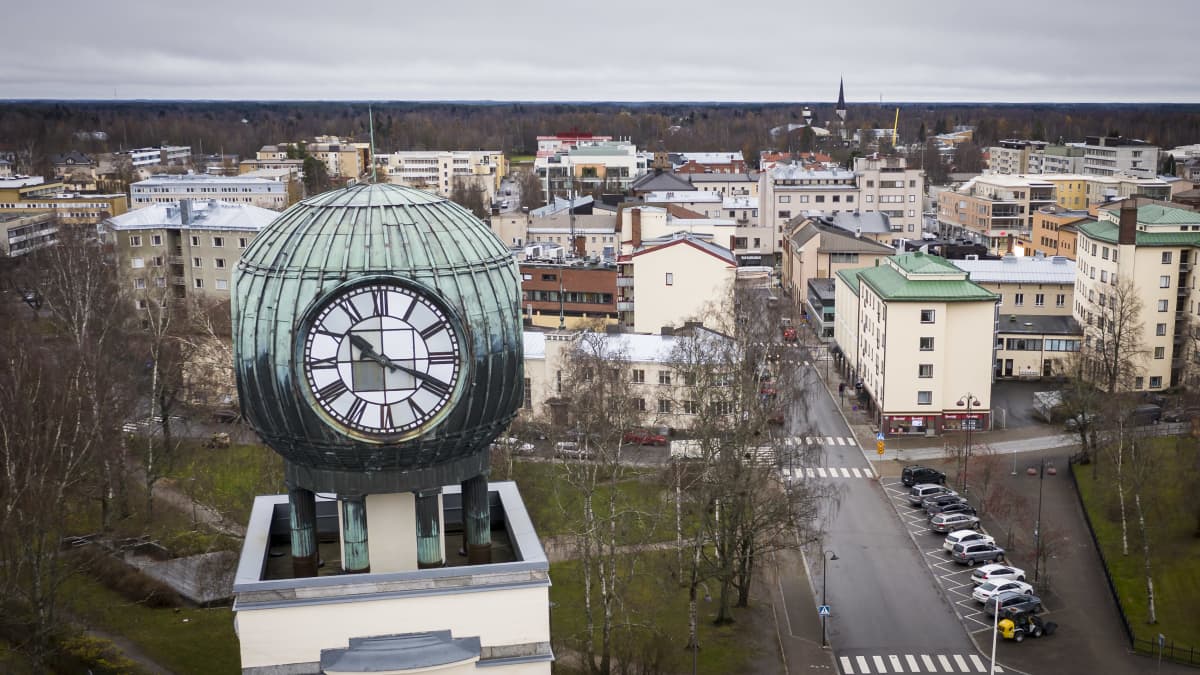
<box><xmin>665</xmin><ymin>272</ymin><xmax>674</xmax><ymax>286</ymax></box>
<box><xmin>919</xmin><ymin>309</ymin><xmax>935</xmax><ymax>323</ymax></box>
<box><xmin>1056</xmin><ymin>294</ymin><xmax>1065</xmax><ymax>308</ymax></box>
<box><xmin>129</xmin><ymin>235</ymin><xmax>142</xmax><ymax>247</ymax></box>
<box><xmin>541</xmin><ymin>273</ymin><xmax>556</xmax><ymax>282</ymax></box>
<box><xmin>215</xmin><ymin>279</ymin><xmax>229</xmax><ymax>290</ymax></box>
<box><xmin>657</xmin><ymin>399</ymin><xmax>672</xmax><ymax>414</ymax></box>
<box><xmin>214</xmin><ymin>258</ymin><xmax>226</xmax><ymax>269</ymax></box>
<box><xmin>1014</xmin><ymin>293</ymin><xmax>1024</xmax><ymax>306</ymax></box>
<box><xmin>190</xmin><ymin>235</ymin><xmax>200</xmax><ymax>246</ymax></box>
<box><xmin>1160</xmin><ymin>276</ymin><xmax>1171</xmax><ymax>288</ymax></box>
<box><xmin>658</xmin><ymin>371</ymin><xmax>672</xmax><ymax>386</ymax></box>
<box><xmin>151</xmin><ymin>234</ymin><xmax>163</xmax><ymax>246</ymax></box>
<box><xmin>632</xmin><ymin>398</ymin><xmax>646</xmax><ymax>412</ymax></box>
<box><xmin>1158</xmin><ymin>299</ymin><xmax>1169</xmax><ymax>312</ymax></box>
<box><xmin>778</xmin><ymin>210</ymin><xmax>791</xmax><ymax>219</ymax></box>
<box><xmin>1154</xmin><ymin>347</ymin><xmax>1166</xmax><ymax>359</ymax></box>
<box><xmin>133</xmin><ymin>278</ymin><xmax>146</xmax><ymax>289</ymax></box>
<box><xmin>130</xmin><ymin>257</ymin><xmax>145</xmax><ymax>269</ymax></box>
<box><xmin>1157</xmin><ymin>323</ymin><xmax>1167</xmax><ymax>336</ymax></box>
<box><xmin>683</xmin><ymin>400</ymin><xmax>699</xmax><ymax>414</ymax></box>
<box><xmin>799</xmin><ymin>196</ymin><xmax>809</xmax><ymax>203</ymax></box>
<box><xmin>1162</xmin><ymin>251</ymin><xmax>1173</xmax><ymax>264</ymax></box>
<box><xmin>1135</xmin><ymin>376</ymin><xmax>1144</xmax><ymax>390</ymax></box>
<box><xmin>830</xmin><ymin>252</ymin><xmax>860</xmax><ymax>264</ymax></box>
<box><xmin>779</xmin><ymin>195</ymin><xmax>791</xmax><ymax>203</ymax></box>
<box><xmin>238</xmin><ymin>237</ymin><xmax>249</xmax><ymax>248</ymax></box>
<box><xmin>155</xmin><ymin>277</ymin><xmax>166</xmax><ymax>287</ymax></box>
<box><xmin>192</xmin><ymin>257</ymin><xmax>202</xmax><ymax>268</ymax></box>
<box><xmin>815</xmin><ymin>196</ymin><xmax>825</xmax><ymax>203</ymax></box>
<box><xmin>135</xmin><ymin>298</ymin><xmax>147</xmax><ymax>310</ymax></box>
<box><xmin>632</xmin><ymin>369</ymin><xmax>645</xmax><ymax>383</ymax></box>
<box><xmin>832</xmin><ymin>195</ymin><xmax>841</xmax><ymax>203</ymax></box>
<box><xmin>212</xmin><ymin>236</ymin><xmax>224</xmax><ymax>247</ymax></box>
<box><xmin>193</xmin><ymin>278</ymin><xmax>204</xmax><ymax>289</ymax></box>
<box><xmin>918</xmin><ymin>364</ymin><xmax>933</xmax><ymax>378</ymax></box>
<box><xmin>866</xmin><ymin>195</ymin><xmax>874</xmax><ymax>203</ymax></box>
<box><xmin>1150</xmin><ymin>376</ymin><xmax>1163</xmax><ymax>389</ymax></box>
<box><xmin>847</xmin><ymin>196</ymin><xmax>854</xmax><ymax>203</ymax></box>
<box><xmin>1035</xmin><ymin>293</ymin><xmax>1044</xmax><ymax>307</ymax></box>
<box><xmin>522</xmin><ymin>378</ymin><xmax>532</xmax><ymax>409</ymax></box>
<box><xmin>917</xmin><ymin>391</ymin><xmax>933</xmax><ymax>405</ymax></box>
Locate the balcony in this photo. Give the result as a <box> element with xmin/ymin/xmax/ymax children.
<box><xmin>168</xmin><ymin>255</ymin><xmax>184</xmax><ymax>265</ymax></box>
<box><xmin>172</xmin><ymin>276</ymin><xmax>186</xmax><ymax>286</ymax></box>
<box><xmin>617</xmin><ymin>301</ymin><xmax>634</xmax><ymax>312</ymax></box>
<box><xmin>616</xmin><ymin>276</ymin><xmax>634</xmax><ymax>287</ymax></box>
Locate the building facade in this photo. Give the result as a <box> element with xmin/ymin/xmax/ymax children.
<box><xmin>131</xmin><ymin>174</ymin><xmax>288</xmax><ymax>210</ymax></box>
<box><xmin>375</xmin><ymin>150</ymin><xmax>506</xmax><ymax>201</ymax></box>
<box><xmin>781</xmin><ymin>217</ymin><xmax>894</xmax><ymax>318</ymax></box>
<box><xmin>1029</xmin><ymin>206</ymin><xmax>1089</xmax><ymax>259</ymax></box>
<box><xmin>618</xmin><ymin>233</ymin><xmax>736</xmax><ymax>334</ymax></box>
<box><xmin>937</xmin><ymin>174</ymin><xmax>1056</xmax><ymax>253</ymax></box>
<box><xmin>0</xmin><ymin>176</ymin><xmax>128</xmax><ymax>225</ymax></box>
<box><xmin>0</xmin><ymin>211</ymin><xmax>57</xmax><ymax>257</ymax></box>
<box><xmin>519</xmin><ymin>261</ymin><xmax>618</xmax><ymax>328</ymax></box>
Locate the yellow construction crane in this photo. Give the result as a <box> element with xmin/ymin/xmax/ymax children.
<box><xmin>892</xmin><ymin>107</ymin><xmax>900</xmax><ymax>147</ymax></box>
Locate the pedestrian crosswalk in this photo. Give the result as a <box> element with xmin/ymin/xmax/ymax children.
<box><xmin>782</xmin><ymin>466</ymin><xmax>875</xmax><ymax>480</ymax></box>
<box><xmin>838</xmin><ymin>652</ymin><xmax>1001</xmax><ymax>674</ymax></box>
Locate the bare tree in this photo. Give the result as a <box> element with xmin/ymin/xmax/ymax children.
<box><xmin>449</xmin><ymin>177</ymin><xmax>488</xmax><ymax>220</ymax></box>
<box><xmin>517</xmin><ymin>168</ymin><xmax>545</xmax><ymax>211</ymax></box>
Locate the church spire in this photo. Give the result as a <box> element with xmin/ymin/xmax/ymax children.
<box><xmin>835</xmin><ymin>77</ymin><xmax>847</xmax><ymax>121</ymax></box>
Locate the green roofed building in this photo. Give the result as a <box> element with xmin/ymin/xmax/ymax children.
<box><xmin>833</xmin><ymin>251</ymin><xmax>998</xmax><ymax>436</ymax></box>
<box><xmin>1074</xmin><ymin>198</ymin><xmax>1200</xmax><ymax>391</ymax></box>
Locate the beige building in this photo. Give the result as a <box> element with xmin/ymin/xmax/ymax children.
<box><xmin>781</xmin><ymin>217</ymin><xmax>893</xmax><ymax>319</ymax></box>
<box><xmin>0</xmin><ymin>176</ymin><xmax>128</xmax><ymax>225</ymax></box>
<box><xmin>259</xmin><ymin>136</ymin><xmax>370</xmax><ymax>180</ymax></box>
<box><xmin>491</xmin><ymin>209</ymin><xmax>619</xmax><ymax>260</ymax></box>
<box><xmin>639</xmin><ymin>191</ymin><xmax>768</xmax><ymax>262</ymax></box>
<box><xmin>685</xmin><ymin>172</ymin><xmax>759</xmax><ymax>198</ymax></box>
<box><xmin>760</xmin><ymin>166</ymin><xmax>860</xmax><ymax>235</ymax></box>
<box><xmin>617</xmin><ymin>205</ymin><xmax>737</xmax><ymax>256</ymax></box>
<box><xmin>131</xmin><ymin>174</ymin><xmax>288</xmax><ymax>210</ymax></box>
<box><xmin>937</xmin><ymin>174</ymin><xmax>1056</xmax><ymax>253</ymax></box>
<box><xmin>375</xmin><ymin>150</ymin><xmax>506</xmax><ymax>202</ymax></box>
<box><xmin>104</xmin><ymin>199</ymin><xmax>278</xmax><ymax>305</ymax></box>
<box><xmin>853</xmin><ymin>155</ymin><xmax>926</xmax><ymax>235</ymax></box>
<box><xmin>617</xmin><ymin>232</ymin><xmax>736</xmax><ymax>334</ymax></box>
<box><xmin>835</xmin><ymin>252</ymin><xmax>997</xmax><ymax>435</ymax></box>
<box><xmin>1074</xmin><ymin>200</ymin><xmax>1200</xmax><ymax>391</ymax></box>
<box><xmin>0</xmin><ymin>211</ymin><xmax>57</xmax><ymax>257</ymax></box>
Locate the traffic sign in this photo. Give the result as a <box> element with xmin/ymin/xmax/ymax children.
<box><xmin>876</xmin><ymin>440</ymin><xmax>885</xmax><ymax>455</ymax></box>
<box><xmin>875</xmin><ymin>432</ymin><xmax>885</xmax><ymax>441</ymax></box>
<box><xmin>818</xmin><ymin>605</ymin><xmax>831</xmax><ymax>617</ymax></box>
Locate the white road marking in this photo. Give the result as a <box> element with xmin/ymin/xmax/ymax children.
<box><xmin>953</xmin><ymin>654</ymin><xmax>969</xmax><ymax>671</ymax></box>
<box><xmin>905</xmin><ymin>654</ymin><xmax>919</xmax><ymax>671</ymax></box>
<box><xmin>840</xmin><ymin>656</ymin><xmax>855</xmax><ymax>674</ymax></box>
<box><xmin>825</xmin><ymin>436</ymin><xmax>836</xmax><ymax>445</ymax></box>
<box><xmin>817</xmin><ymin>468</ymin><xmax>827</xmax><ymax>478</ymax></box>
<box><xmin>937</xmin><ymin>655</ymin><xmax>952</xmax><ymax>671</ymax></box>
<box><xmin>856</xmin><ymin>655</ymin><xmax>870</xmax><ymax>673</ymax></box>
<box><xmin>851</xmin><ymin>467</ymin><xmax>863</xmax><ymax>478</ymax></box>
<box><xmin>841</xmin><ymin>467</ymin><xmax>852</xmax><ymax>478</ymax></box>
<box><xmin>806</xmin><ymin>468</ymin><xmax>815</xmax><ymax>478</ymax></box>
<box><xmin>921</xmin><ymin>654</ymin><xmax>936</xmax><ymax>671</ymax></box>
<box><xmin>969</xmin><ymin>654</ymin><xmax>986</xmax><ymax>671</ymax></box>
<box><xmin>872</xmin><ymin>655</ymin><xmax>886</xmax><ymax>672</ymax></box>
<box><xmin>888</xmin><ymin>655</ymin><xmax>903</xmax><ymax>671</ymax></box>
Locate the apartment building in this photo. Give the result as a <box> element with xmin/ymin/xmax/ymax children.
<box><xmin>104</xmin><ymin>199</ymin><xmax>277</xmax><ymax>305</ymax></box>
<box><xmin>854</xmin><ymin>156</ymin><xmax>926</xmax><ymax>235</ymax></box>
<box><xmin>0</xmin><ymin>211</ymin><xmax>57</xmax><ymax>257</ymax></box>
<box><xmin>0</xmin><ymin>158</ymin><xmax>13</xmax><ymax>178</ymax></box>
<box><xmin>617</xmin><ymin>205</ymin><xmax>737</xmax><ymax>255</ymax></box>
<box><xmin>523</xmin><ymin>326</ymin><xmax>734</xmax><ymax>431</ymax></box>
<box><xmin>834</xmin><ymin>252</ymin><xmax>997</xmax><ymax>435</ymax></box>
<box><xmin>0</xmin><ymin>175</ymin><xmax>128</xmax><ymax>225</ymax></box>
<box><xmin>1081</xmin><ymin>136</ymin><xmax>1159</xmax><ymax>178</ymax></box>
<box><xmin>686</xmin><ymin>172</ymin><xmax>759</xmax><ymax>198</ymax></box>
<box><xmin>536</xmin><ymin>139</ymin><xmax>648</xmax><ymax>197</ymax></box>
<box><xmin>937</xmin><ymin>174</ymin><xmax>1056</xmax><ymax>252</ymax></box>
<box><xmin>1073</xmin><ymin>199</ymin><xmax>1200</xmax><ymax>391</ymax></box>
<box><xmin>124</xmin><ymin>145</ymin><xmax>191</xmax><ymax>168</ymax></box>
<box><xmin>671</xmin><ymin>152</ymin><xmax>747</xmax><ymax>174</ymax></box>
<box><xmin>781</xmin><ymin>217</ymin><xmax>894</xmax><ymax>322</ymax></box>
<box><xmin>258</xmin><ymin>136</ymin><xmax>370</xmax><ymax>180</ymax></box>
<box><xmin>374</xmin><ymin>150</ymin><xmax>506</xmax><ymax>201</ymax></box>
<box><xmin>519</xmin><ymin>261</ymin><xmax>618</xmax><ymax>328</ymax></box>
<box><xmin>617</xmin><ymin>232</ymin><xmax>736</xmax><ymax>334</ymax></box>
<box><xmin>131</xmin><ymin>174</ymin><xmax>288</xmax><ymax>210</ymax></box>
<box><xmin>237</xmin><ymin>158</ymin><xmax>305</xmax><ymax>179</ymax></box>
<box><xmin>988</xmin><ymin>140</ymin><xmax>1084</xmax><ymax>175</ymax></box>
<box><xmin>760</xmin><ymin>166</ymin><xmax>860</xmax><ymax>235</ymax></box>
<box><xmin>1029</xmin><ymin>206</ymin><xmax>1090</xmax><ymax>259</ymax></box>
<box><xmin>491</xmin><ymin>209</ymin><xmax>620</xmax><ymax>260</ymax></box>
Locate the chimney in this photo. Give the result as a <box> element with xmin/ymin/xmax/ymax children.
<box><xmin>1118</xmin><ymin>198</ymin><xmax>1138</xmax><ymax>245</ymax></box>
<box><xmin>729</xmin><ymin>234</ymin><xmax>736</xmax><ymax>251</ymax></box>
<box><xmin>179</xmin><ymin>199</ymin><xmax>193</xmax><ymax>225</ymax></box>
<box><xmin>631</xmin><ymin>208</ymin><xmax>642</xmax><ymax>248</ymax></box>
<box><xmin>1006</xmin><ymin>234</ymin><xmax>1014</xmax><ymax>254</ymax></box>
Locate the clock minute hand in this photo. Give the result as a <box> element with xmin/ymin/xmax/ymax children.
<box><xmin>388</xmin><ymin>361</ymin><xmax>450</xmax><ymax>388</ymax></box>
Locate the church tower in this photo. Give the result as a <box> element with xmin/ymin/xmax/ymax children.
<box><xmin>835</xmin><ymin>77</ymin><xmax>847</xmax><ymax>122</ymax></box>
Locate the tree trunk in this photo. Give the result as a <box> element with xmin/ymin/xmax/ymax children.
<box><xmin>581</xmin><ymin>493</ymin><xmax>597</xmax><ymax>673</ymax></box>
<box><xmin>1115</xmin><ymin>436</ymin><xmax>1129</xmax><ymax>556</ymax></box>
<box><xmin>1135</xmin><ymin>492</ymin><xmax>1157</xmax><ymax>624</ymax></box>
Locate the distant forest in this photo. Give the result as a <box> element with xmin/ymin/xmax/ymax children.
<box><xmin>3</xmin><ymin>100</ymin><xmax>1200</xmax><ymax>166</ymax></box>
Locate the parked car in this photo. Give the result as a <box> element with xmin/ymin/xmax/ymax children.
<box><xmin>490</xmin><ymin>436</ymin><xmax>535</xmax><ymax>454</ymax></box>
<box><xmin>951</xmin><ymin>541</ymin><xmax>1005</xmax><ymax>566</ymax></box>
<box><xmin>973</xmin><ymin>579</ymin><xmax>1034</xmax><ymax>604</ymax></box>
<box><xmin>902</xmin><ymin>465</ymin><xmax>946</xmax><ymax>487</ymax></box>
<box><xmin>1128</xmin><ymin>404</ymin><xmax>1162</xmax><ymax>426</ymax></box>
<box><xmin>782</xmin><ymin>326</ymin><xmax>798</xmax><ymax>342</ymax></box>
<box><xmin>931</xmin><ymin>513</ymin><xmax>982</xmax><ymax>534</ymax></box>
<box><xmin>985</xmin><ymin>591</ymin><xmax>1042</xmax><ymax>617</ymax></box>
<box><xmin>921</xmin><ymin>493</ymin><xmax>968</xmax><ymax>509</ymax></box>
<box><xmin>623</xmin><ymin>429</ymin><xmax>668</xmax><ymax>446</ymax></box>
<box><xmin>943</xmin><ymin>529</ymin><xmax>993</xmax><ymax>552</ymax></box>
<box><xmin>928</xmin><ymin>502</ymin><xmax>978</xmax><ymax>519</ymax></box>
<box><xmin>908</xmin><ymin>484</ymin><xmax>956</xmax><ymax>506</ymax></box>
<box><xmin>971</xmin><ymin>564</ymin><xmax>1027</xmax><ymax>585</ymax></box>
<box><xmin>554</xmin><ymin>441</ymin><xmax>593</xmax><ymax>459</ymax></box>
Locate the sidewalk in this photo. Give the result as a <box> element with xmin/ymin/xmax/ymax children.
<box><xmin>762</xmin><ymin>546</ymin><xmax>838</xmax><ymax>674</ymax></box>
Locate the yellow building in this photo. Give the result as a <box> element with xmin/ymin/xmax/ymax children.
<box><xmin>0</xmin><ymin>175</ymin><xmax>127</xmax><ymax>225</ymax></box>
<box><xmin>618</xmin><ymin>232</ymin><xmax>736</xmax><ymax>334</ymax></box>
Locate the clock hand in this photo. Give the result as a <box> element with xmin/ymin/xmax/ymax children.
<box><xmin>387</xmin><ymin>361</ymin><xmax>450</xmax><ymax>388</ymax></box>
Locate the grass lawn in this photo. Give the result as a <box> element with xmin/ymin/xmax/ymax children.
<box><xmin>166</xmin><ymin>439</ymin><xmax>285</xmax><ymax>525</ymax></box>
<box><xmin>61</xmin><ymin>573</ymin><xmax>240</xmax><ymax>674</ymax></box>
<box><xmin>550</xmin><ymin>554</ymin><xmax>754</xmax><ymax>674</ymax></box>
<box><xmin>1073</xmin><ymin>434</ymin><xmax>1200</xmax><ymax>651</ymax></box>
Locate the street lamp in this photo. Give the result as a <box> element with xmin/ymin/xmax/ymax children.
<box><xmin>990</xmin><ymin>595</ymin><xmax>1004</xmax><ymax>674</ymax></box>
<box><xmin>821</xmin><ymin>550</ymin><xmax>838</xmax><ymax>647</ymax></box>
<box><xmin>1033</xmin><ymin>457</ymin><xmax>1047</xmax><ymax>585</ymax></box>
<box><xmin>957</xmin><ymin>393</ymin><xmax>981</xmax><ymax>493</ymax></box>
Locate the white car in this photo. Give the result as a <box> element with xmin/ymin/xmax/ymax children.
<box><xmin>943</xmin><ymin>530</ymin><xmax>995</xmax><ymax>553</ymax></box>
<box><xmin>970</xmin><ymin>563</ymin><xmax>1027</xmax><ymax>585</ymax></box>
<box><xmin>973</xmin><ymin>579</ymin><xmax>1034</xmax><ymax>604</ymax></box>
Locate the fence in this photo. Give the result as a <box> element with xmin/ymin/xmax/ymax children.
<box><xmin>1067</xmin><ymin>456</ymin><xmax>1200</xmax><ymax>669</ymax></box>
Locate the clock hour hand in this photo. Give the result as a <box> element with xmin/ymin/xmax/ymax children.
<box><xmin>349</xmin><ymin>333</ymin><xmax>389</xmax><ymax>367</ymax></box>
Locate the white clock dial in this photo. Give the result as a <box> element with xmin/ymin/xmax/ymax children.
<box><xmin>301</xmin><ymin>281</ymin><xmax>463</xmax><ymax>437</ymax></box>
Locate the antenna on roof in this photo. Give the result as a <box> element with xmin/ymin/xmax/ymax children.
<box><xmin>368</xmin><ymin>105</ymin><xmax>378</xmax><ymax>184</ymax></box>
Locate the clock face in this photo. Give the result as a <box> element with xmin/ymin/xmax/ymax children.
<box><xmin>300</xmin><ymin>281</ymin><xmax>464</xmax><ymax>438</ymax></box>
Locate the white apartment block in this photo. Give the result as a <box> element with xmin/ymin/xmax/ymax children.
<box><xmin>104</xmin><ymin>199</ymin><xmax>278</xmax><ymax>305</ymax></box>
<box><xmin>125</xmin><ymin>145</ymin><xmax>192</xmax><ymax>168</ymax></box>
<box><xmin>131</xmin><ymin>174</ymin><xmax>288</xmax><ymax>210</ymax></box>
<box><xmin>375</xmin><ymin>150</ymin><xmax>506</xmax><ymax>201</ymax></box>
<box><xmin>835</xmin><ymin>252</ymin><xmax>998</xmax><ymax>436</ymax></box>
<box><xmin>1073</xmin><ymin>200</ymin><xmax>1200</xmax><ymax>391</ymax></box>
<box><xmin>258</xmin><ymin>136</ymin><xmax>370</xmax><ymax>180</ymax></box>
<box><xmin>686</xmin><ymin>172</ymin><xmax>759</xmax><ymax>198</ymax></box>
<box><xmin>536</xmin><ymin>140</ymin><xmax>648</xmax><ymax>197</ymax></box>
<box><xmin>1079</xmin><ymin>136</ymin><xmax>1159</xmax><ymax>178</ymax></box>
<box><xmin>988</xmin><ymin>140</ymin><xmax>1084</xmax><ymax>175</ymax></box>
<box><xmin>0</xmin><ymin>211</ymin><xmax>58</xmax><ymax>257</ymax></box>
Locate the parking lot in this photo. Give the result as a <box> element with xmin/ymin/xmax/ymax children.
<box><xmin>882</xmin><ymin>479</ymin><xmax>1046</xmax><ymax>637</ymax></box>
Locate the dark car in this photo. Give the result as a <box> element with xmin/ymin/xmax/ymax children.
<box><xmin>985</xmin><ymin>591</ymin><xmax>1043</xmax><ymax>617</ymax></box>
<box><xmin>928</xmin><ymin>502</ymin><xmax>978</xmax><ymax>519</ymax></box>
<box><xmin>902</xmin><ymin>465</ymin><xmax>946</xmax><ymax>487</ymax></box>
<box><xmin>952</xmin><ymin>541</ymin><xmax>1006</xmax><ymax>567</ymax></box>
<box><xmin>921</xmin><ymin>493</ymin><xmax>968</xmax><ymax>510</ymax></box>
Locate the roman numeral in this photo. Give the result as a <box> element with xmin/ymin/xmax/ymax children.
<box><xmin>340</xmin><ymin>298</ymin><xmax>362</xmax><ymax>322</ymax></box>
<box><xmin>372</xmin><ymin>289</ymin><xmax>388</xmax><ymax>316</ymax></box>
<box><xmin>420</xmin><ymin>376</ymin><xmax>451</xmax><ymax>398</ymax></box>
<box><xmin>419</xmin><ymin>323</ymin><xmax>444</xmax><ymax>340</ymax></box>
<box><xmin>347</xmin><ymin>398</ymin><xmax>368</xmax><ymax>425</ymax></box>
<box><xmin>315</xmin><ymin>327</ymin><xmax>342</xmax><ymax>340</ymax></box>
<box><xmin>408</xmin><ymin>398</ymin><xmax>426</xmax><ymax>420</ymax></box>
<box><xmin>428</xmin><ymin>351</ymin><xmax>457</xmax><ymax>365</ymax></box>
<box><xmin>381</xmin><ymin>404</ymin><xmax>395</xmax><ymax>429</ymax></box>
<box><xmin>316</xmin><ymin>379</ymin><xmax>348</xmax><ymax>401</ymax></box>
<box><xmin>309</xmin><ymin>356</ymin><xmax>338</xmax><ymax>369</ymax></box>
<box><xmin>402</xmin><ymin>297</ymin><xmax>418</xmax><ymax>321</ymax></box>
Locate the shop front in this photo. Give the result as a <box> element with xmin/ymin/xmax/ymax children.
<box><xmin>942</xmin><ymin>410</ymin><xmax>992</xmax><ymax>432</ymax></box>
<box><xmin>884</xmin><ymin>414</ymin><xmax>937</xmax><ymax>436</ymax></box>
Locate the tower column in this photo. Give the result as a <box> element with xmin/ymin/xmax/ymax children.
<box><xmin>288</xmin><ymin>487</ymin><xmax>319</xmax><ymax>577</ymax></box>
<box><xmin>462</xmin><ymin>474</ymin><xmax>492</xmax><ymax>564</ymax></box>
<box><xmin>415</xmin><ymin>490</ymin><xmax>444</xmax><ymax>569</ymax></box>
<box><xmin>341</xmin><ymin>495</ymin><xmax>370</xmax><ymax>573</ymax></box>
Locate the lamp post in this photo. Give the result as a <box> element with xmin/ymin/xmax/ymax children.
<box><xmin>821</xmin><ymin>550</ymin><xmax>838</xmax><ymax>647</ymax></box>
<box><xmin>957</xmin><ymin>393</ymin><xmax>981</xmax><ymax>493</ymax></box>
<box><xmin>1033</xmin><ymin>457</ymin><xmax>1046</xmax><ymax>585</ymax></box>
<box><xmin>990</xmin><ymin>595</ymin><xmax>1003</xmax><ymax>674</ymax></box>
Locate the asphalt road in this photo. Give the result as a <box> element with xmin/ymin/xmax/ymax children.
<box><xmin>785</xmin><ymin>356</ymin><xmax>977</xmax><ymax>660</ymax></box>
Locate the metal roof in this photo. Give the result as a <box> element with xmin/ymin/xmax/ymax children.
<box><xmin>1098</xmin><ymin>203</ymin><xmax>1200</xmax><ymax>226</ymax></box>
<box><xmin>132</xmin><ymin>174</ymin><xmax>280</xmax><ymax>187</ymax></box>
<box><xmin>852</xmin><ymin>254</ymin><xmax>997</xmax><ymax>303</ymax></box>
<box><xmin>996</xmin><ymin>314</ymin><xmax>1082</xmax><ymax>336</ymax></box>
<box><xmin>105</xmin><ymin>200</ymin><xmax>278</xmax><ymax>231</ymax></box>
<box><xmin>952</xmin><ymin>255</ymin><xmax>1076</xmax><ymax>284</ymax></box>
<box><xmin>320</xmin><ymin>632</ymin><xmax>480</xmax><ymax>672</ymax></box>
<box><xmin>1078</xmin><ymin>219</ymin><xmax>1200</xmax><ymax>247</ymax></box>
<box><xmin>523</xmin><ymin>327</ymin><xmax>733</xmax><ymax>362</ymax></box>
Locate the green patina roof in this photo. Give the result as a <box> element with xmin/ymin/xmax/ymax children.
<box><xmin>1099</xmin><ymin>203</ymin><xmax>1200</xmax><ymax>226</ymax></box>
<box><xmin>836</xmin><ymin>267</ymin><xmax>863</xmax><ymax>295</ymax></box>
<box><xmin>1078</xmin><ymin>218</ymin><xmax>1200</xmax><ymax>247</ymax></box>
<box><xmin>856</xmin><ymin>258</ymin><xmax>997</xmax><ymax>303</ymax></box>
<box><xmin>890</xmin><ymin>251</ymin><xmax>965</xmax><ymax>276</ymax></box>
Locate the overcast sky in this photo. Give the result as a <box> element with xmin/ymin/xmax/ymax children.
<box><xmin>3</xmin><ymin>1</ymin><xmax>1196</xmax><ymax>103</ymax></box>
